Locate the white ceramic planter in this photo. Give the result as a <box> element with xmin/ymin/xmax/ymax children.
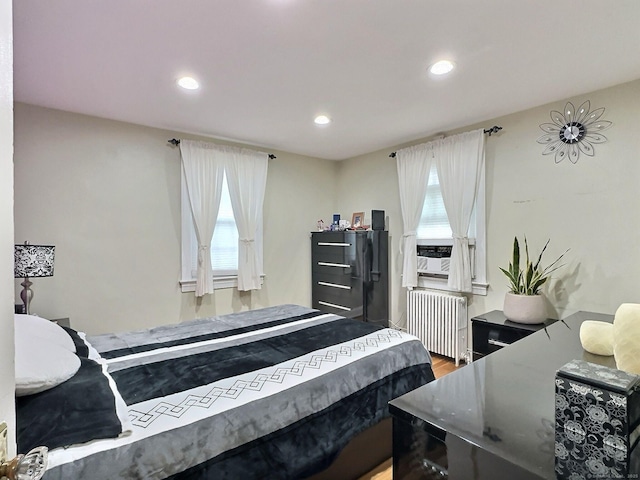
<box><xmin>503</xmin><ymin>292</ymin><xmax>547</xmax><ymax>324</ymax></box>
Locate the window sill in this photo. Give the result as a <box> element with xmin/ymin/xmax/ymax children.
<box><xmin>417</xmin><ymin>275</ymin><xmax>488</xmax><ymax>296</ymax></box>
<box><xmin>180</xmin><ymin>275</ymin><xmax>265</xmax><ymax>293</ymax></box>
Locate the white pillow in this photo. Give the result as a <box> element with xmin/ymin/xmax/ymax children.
<box><xmin>15</xmin><ymin>314</ymin><xmax>76</xmax><ymax>352</ymax></box>
<box><xmin>15</xmin><ymin>335</ymin><xmax>81</xmax><ymax>396</ymax></box>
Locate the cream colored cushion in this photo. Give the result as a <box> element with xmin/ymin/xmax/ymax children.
<box><xmin>15</xmin><ymin>335</ymin><xmax>81</xmax><ymax>396</ymax></box>
<box><xmin>613</xmin><ymin>303</ymin><xmax>640</xmax><ymax>375</ymax></box>
<box><xmin>15</xmin><ymin>313</ymin><xmax>76</xmax><ymax>352</ymax></box>
<box><xmin>579</xmin><ymin>320</ymin><xmax>614</xmax><ymax>356</ymax></box>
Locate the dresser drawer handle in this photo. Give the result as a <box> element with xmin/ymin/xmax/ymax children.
<box><xmin>317</xmin><ymin>281</ymin><xmax>351</xmax><ymax>290</ymax></box>
<box><xmin>318</xmin><ymin>301</ymin><xmax>351</xmax><ymax>311</ymax></box>
<box><xmin>317</xmin><ymin>261</ymin><xmax>350</xmax><ymax>268</ymax></box>
<box><xmin>421</xmin><ymin>458</ymin><xmax>448</xmax><ymax>478</ymax></box>
<box><xmin>317</xmin><ymin>242</ymin><xmax>351</xmax><ymax>247</ymax></box>
<box><xmin>487</xmin><ymin>338</ymin><xmax>511</xmax><ymax>348</ymax></box>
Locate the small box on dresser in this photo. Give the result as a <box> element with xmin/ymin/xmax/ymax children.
<box><xmin>555</xmin><ymin>359</ymin><xmax>640</xmax><ymax>479</ymax></box>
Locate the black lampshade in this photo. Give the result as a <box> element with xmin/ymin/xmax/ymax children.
<box><xmin>14</xmin><ymin>244</ymin><xmax>55</xmax><ymax>278</ymax></box>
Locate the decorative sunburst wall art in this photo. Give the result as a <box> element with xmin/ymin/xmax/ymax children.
<box><xmin>537</xmin><ymin>101</ymin><xmax>612</xmax><ymax>164</ymax></box>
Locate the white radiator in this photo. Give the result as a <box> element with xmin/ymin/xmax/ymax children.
<box><xmin>407</xmin><ymin>290</ymin><xmax>468</xmax><ymax>366</ymax></box>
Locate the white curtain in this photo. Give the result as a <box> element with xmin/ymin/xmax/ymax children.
<box><xmin>180</xmin><ymin>140</ymin><xmax>225</xmax><ymax>297</ymax></box>
<box><xmin>224</xmin><ymin>146</ymin><xmax>268</xmax><ymax>291</ymax></box>
<box><xmin>396</xmin><ymin>144</ymin><xmax>433</xmax><ymax>288</ymax></box>
<box><xmin>435</xmin><ymin>129</ymin><xmax>485</xmax><ymax>292</ymax></box>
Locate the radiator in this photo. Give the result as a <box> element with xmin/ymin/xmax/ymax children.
<box><xmin>407</xmin><ymin>290</ymin><xmax>468</xmax><ymax>366</ymax></box>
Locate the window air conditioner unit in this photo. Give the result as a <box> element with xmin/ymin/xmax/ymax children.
<box><xmin>416</xmin><ymin>239</ymin><xmax>476</xmax><ymax>278</ymax></box>
<box><xmin>417</xmin><ymin>256</ymin><xmax>450</xmax><ymax>275</ymax></box>
<box><xmin>416</xmin><ymin>242</ymin><xmax>452</xmax><ymax>276</ymax></box>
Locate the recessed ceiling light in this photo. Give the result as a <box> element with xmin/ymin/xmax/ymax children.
<box><xmin>177</xmin><ymin>76</ymin><xmax>199</xmax><ymax>90</ymax></box>
<box><xmin>314</xmin><ymin>115</ymin><xmax>331</xmax><ymax>125</ymax></box>
<box><xmin>429</xmin><ymin>60</ymin><xmax>455</xmax><ymax>75</ymax></box>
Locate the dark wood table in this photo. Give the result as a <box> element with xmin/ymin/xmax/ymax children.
<box><xmin>390</xmin><ymin>311</ymin><xmax>616</xmax><ymax>479</ymax></box>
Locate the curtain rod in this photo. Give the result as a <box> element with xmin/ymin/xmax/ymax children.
<box><xmin>168</xmin><ymin>139</ymin><xmax>276</xmax><ymax>159</ymax></box>
<box><xmin>388</xmin><ymin>125</ymin><xmax>502</xmax><ymax>158</ymax></box>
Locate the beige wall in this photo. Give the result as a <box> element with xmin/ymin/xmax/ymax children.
<box><xmin>338</xmin><ymin>79</ymin><xmax>640</xmax><ymax>325</ymax></box>
<box><xmin>13</xmin><ymin>104</ymin><xmax>336</xmax><ymax>334</ymax></box>
<box><xmin>0</xmin><ymin>0</ymin><xmax>15</xmax><ymax>455</ymax></box>
<box><xmin>13</xmin><ymin>79</ymin><xmax>640</xmax><ymax>338</ymax></box>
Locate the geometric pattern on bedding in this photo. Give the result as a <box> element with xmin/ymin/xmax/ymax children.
<box><xmin>130</xmin><ymin>328</ymin><xmax>403</xmax><ymax>428</ymax></box>
<box><xmin>41</xmin><ymin>305</ymin><xmax>434</xmax><ymax>480</ymax></box>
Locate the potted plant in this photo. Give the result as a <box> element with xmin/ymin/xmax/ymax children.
<box><xmin>499</xmin><ymin>236</ymin><xmax>568</xmax><ymax>324</ymax></box>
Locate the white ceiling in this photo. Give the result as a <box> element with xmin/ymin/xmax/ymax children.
<box><xmin>13</xmin><ymin>1</ymin><xmax>640</xmax><ymax>160</ymax></box>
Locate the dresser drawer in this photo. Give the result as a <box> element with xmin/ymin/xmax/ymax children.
<box><xmin>312</xmin><ymin>251</ymin><xmax>360</xmax><ymax>267</ymax></box>
<box><xmin>312</xmin><ymin>260</ymin><xmax>356</xmax><ymax>277</ymax></box>
<box><xmin>312</xmin><ymin>239</ymin><xmax>357</xmax><ymax>258</ymax></box>
<box><xmin>312</xmin><ymin>281</ymin><xmax>361</xmax><ymax>307</ymax></box>
<box><xmin>312</xmin><ymin>270</ymin><xmax>356</xmax><ymax>287</ymax></box>
<box><xmin>472</xmin><ymin>322</ymin><xmax>529</xmax><ymax>358</ymax></box>
<box><xmin>312</xmin><ymin>298</ymin><xmax>363</xmax><ymax>318</ymax></box>
<box><xmin>312</xmin><ymin>236</ymin><xmax>360</xmax><ymax>267</ymax></box>
<box><xmin>312</xmin><ymin>269</ymin><xmax>362</xmax><ymax>306</ymax></box>
<box><xmin>311</xmin><ymin>231</ymin><xmax>353</xmax><ymax>244</ymax></box>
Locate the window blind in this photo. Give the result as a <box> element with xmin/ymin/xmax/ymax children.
<box><xmin>189</xmin><ymin>173</ymin><xmax>238</xmax><ymax>277</ymax></box>
<box><xmin>211</xmin><ymin>173</ymin><xmax>238</xmax><ymax>272</ymax></box>
<box><xmin>417</xmin><ymin>164</ymin><xmax>476</xmax><ymax>239</ymax></box>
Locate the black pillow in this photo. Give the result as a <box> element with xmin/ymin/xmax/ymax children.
<box><xmin>61</xmin><ymin>326</ymin><xmax>90</xmax><ymax>358</ymax></box>
<box><xmin>16</xmin><ymin>358</ymin><xmax>123</xmax><ymax>452</ymax></box>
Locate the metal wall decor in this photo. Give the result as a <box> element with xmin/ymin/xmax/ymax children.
<box><xmin>537</xmin><ymin>101</ymin><xmax>611</xmax><ymax>164</ymax></box>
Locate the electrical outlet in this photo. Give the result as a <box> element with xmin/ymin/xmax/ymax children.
<box><xmin>0</xmin><ymin>421</ymin><xmax>7</xmax><ymax>463</ymax></box>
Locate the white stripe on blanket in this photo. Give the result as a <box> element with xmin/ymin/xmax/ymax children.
<box><xmin>104</xmin><ymin>313</ymin><xmax>335</xmax><ymax>366</ymax></box>
<box><xmin>46</xmin><ymin>327</ymin><xmax>417</xmax><ymax>471</ymax></box>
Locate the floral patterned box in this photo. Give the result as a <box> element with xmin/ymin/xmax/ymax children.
<box><xmin>555</xmin><ymin>359</ymin><xmax>640</xmax><ymax>479</ymax></box>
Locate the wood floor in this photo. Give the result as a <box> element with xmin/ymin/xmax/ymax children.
<box><xmin>357</xmin><ymin>354</ymin><xmax>462</xmax><ymax>480</ymax></box>
<box><xmin>430</xmin><ymin>353</ymin><xmax>461</xmax><ymax>378</ymax></box>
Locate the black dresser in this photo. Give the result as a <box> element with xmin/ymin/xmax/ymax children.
<box><xmin>311</xmin><ymin>230</ymin><xmax>388</xmax><ymax>327</ymax></box>
<box><xmin>390</xmin><ymin>311</ymin><xmax>617</xmax><ymax>479</ymax></box>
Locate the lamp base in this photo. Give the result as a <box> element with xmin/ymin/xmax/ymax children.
<box><xmin>20</xmin><ymin>277</ymin><xmax>33</xmax><ymax>315</ymax></box>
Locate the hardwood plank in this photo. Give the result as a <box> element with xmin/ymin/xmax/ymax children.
<box><xmin>431</xmin><ymin>354</ymin><xmax>462</xmax><ymax>378</ymax></box>
<box><xmin>357</xmin><ymin>458</ymin><xmax>392</xmax><ymax>480</ymax></box>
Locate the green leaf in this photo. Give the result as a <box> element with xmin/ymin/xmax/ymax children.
<box><xmin>534</xmin><ymin>239</ymin><xmax>550</xmax><ymax>271</ymax></box>
<box><xmin>499</xmin><ymin>235</ymin><xmax>568</xmax><ymax>296</ymax></box>
<box><xmin>512</xmin><ymin>237</ymin><xmax>520</xmax><ymax>273</ymax></box>
<box><xmin>525</xmin><ymin>263</ymin><xmax>534</xmax><ymax>287</ymax></box>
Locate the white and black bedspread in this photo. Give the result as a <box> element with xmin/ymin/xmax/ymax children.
<box><xmin>22</xmin><ymin>305</ymin><xmax>433</xmax><ymax>480</ymax></box>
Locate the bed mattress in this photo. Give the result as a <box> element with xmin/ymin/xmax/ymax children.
<box><xmin>17</xmin><ymin>304</ymin><xmax>433</xmax><ymax>480</ymax></box>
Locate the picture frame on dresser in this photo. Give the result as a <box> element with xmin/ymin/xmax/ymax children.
<box><xmin>351</xmin><ymin>212</ymin><xmax>364</xmax><ymax>228</ymax></box>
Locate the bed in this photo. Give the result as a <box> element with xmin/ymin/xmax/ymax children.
<box><xmin>16</xmin><ymin>304</ymin><xmax>434</xmax><ymax>479</ymax></box>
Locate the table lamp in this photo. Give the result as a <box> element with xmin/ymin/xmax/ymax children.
<box><xmin>14</xmin><ymin>242</ymin><xmax>55</xmax><ymax>315</ymax></box>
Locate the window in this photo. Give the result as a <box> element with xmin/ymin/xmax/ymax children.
<box><xmin>417</xmin><ymin>165</ymin><xmax>476</xmax><ymax>240</ymax></box>
<box><xmin>210</xmin><ymin>174</ymin><xmax>238</xmax><ymax>274</ymax></box>
<box><xmin>180</xmin><ymin>170</ymin><xmax>262</xmax><ymax>291</ymax></box>
<box><xmin>417</xmin><ymin>164</ymin><xmax>487</xmax><ymax>295</ymax></box>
